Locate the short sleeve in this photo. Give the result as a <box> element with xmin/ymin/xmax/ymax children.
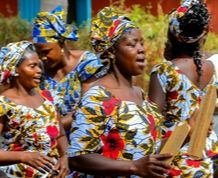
<box><xmin>67</xmin><ymin>86</ymin><xmax>114</xmax><ymax>157</ymax></box>
<box><xmin>75</xmin><ymin>51</ymin><xmax>104</xmax><ymax>82</ymax></box>
<box><xmin>150</xmin><ymin>63</ymin><xmax>169</xmax><ymax>93</ymax></box>
<box><xmin>0</xmin><ymin>96</ymin><xmax>10</xmax><ymax>117</ymax></box>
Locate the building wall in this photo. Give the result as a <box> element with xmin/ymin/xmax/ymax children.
<box><xmin>0</xmin><ymin>0</ymin><xmax>18</xmax><ymax>17</ymax></box>
<box><xmin>207</xmin><ymin>0</ymin><xmax>218</xmax><ymax>34</ymax></box>
<box><xmin>91</xmin><ymin>0</ymin><xmax>179</xmax><ymax>16</ymax></box>
<box><xmin>0</xmin><ymin>0</ymin><xmax>217</xmax><ymax>34</ymax></box>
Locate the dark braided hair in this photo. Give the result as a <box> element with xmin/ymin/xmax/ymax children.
<box><xmin>164</xmin><ymin>2</ymin><xmax>210</xmax><ymax>83</ymax></box>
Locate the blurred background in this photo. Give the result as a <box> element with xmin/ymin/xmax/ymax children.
<box><xmin>0</xmin><ymin>0</ymin><xmax>218</xmax><ymax>90</ymax></box>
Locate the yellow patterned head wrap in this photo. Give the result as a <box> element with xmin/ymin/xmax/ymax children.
<box><xmin>91</xmin><ymin>7</ymin><xmax>136</xmax><ymax>54</ymax></box>
<box><xmin>32</xmin><ymin>6</ymin><xmax>78</xmax><ymax>43</ymax></box>
<box><xmin>0</xmin><ymin>41</ymin><xmax>33</xmax><ymax>84</ymax></box>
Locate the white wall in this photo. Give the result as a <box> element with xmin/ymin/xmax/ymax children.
<box><xmin>40</xmin><ymin>0</ymin><xmax>68</xmax><ymax>12</ymax></box>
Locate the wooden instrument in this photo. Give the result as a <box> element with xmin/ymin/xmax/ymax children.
<box><xmin>160</xmin><ymin>122</ymin><xmax>190</xmax><ymax>163</ymax></box>
<box><xmin>187</xmin><ymin>84</ymin><xmax>217</xmax><ymax>159</ymax></box>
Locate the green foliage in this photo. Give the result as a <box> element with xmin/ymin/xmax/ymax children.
<box><xmin>73</xmin><ymin>26</ymin><xmax>92</xmax><ymax>51</ymax></box>
<box><xmin>74</xmin><ymin>3</ymin><xmax>218</xmax><ymax>91</ymax></box>
<box><xmin>0</xmin><ymin>4</ymin><xmax>218</xmax><ymax>91</ymax></box>
<box><xmin>0</xmin><ymin>16</ymin><xmax>32</xmax><ymax>48</ymax></box>
<box><xmin>204</xmin><ymin>33</ymin><xmax>218</xmax><ymax>53</ymax></box>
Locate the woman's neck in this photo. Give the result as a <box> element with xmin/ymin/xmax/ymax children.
<box><xmin>174</xmin><ymin>53</ymin><xmax>192</xmax><ymax>59</ymax></box>
<box><xmin>3</xmin><ymin>83</ymin><xmax>36</xmax><ymax>98</ymax></box>
<box><xmin>46</xmin><ymin>49</ymin><xmax>83</xmax><ymax>81</ymax></box>
<box><xmin>111</xmin><ymin>64</ymin><xmax>133</xmax><ymax>88</ymax></box>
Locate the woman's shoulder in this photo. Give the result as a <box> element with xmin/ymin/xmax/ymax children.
<box><xmin>82</xmin><ymin>84</ymin><xmax>111</xmax><ymax>100</ymax></box>
<box><xmin>0</xmin><ymin>94</ymin><xmax>11</xmax><ymax>116</ymax></box>
<box><xmin>0</xmin><ymin>90</ymin><xmax>16</xmax><ymax>104</ymax></box>
<box><xmin>151</xmin><ymin>60</ymin><xmax>172</xmax><ymax>73</ymax></box>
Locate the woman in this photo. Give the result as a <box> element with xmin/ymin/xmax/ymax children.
<box><xmin>0</xmin><ymin>41</ymin><xmax>68</xmax><ymax>177</ymax></box>
<box><xmin>67</xmin><ymin>7</ymin><xmax>172</xmax><ymax>177</ymax></box>
<box><xmin>32</xmin><ymin>6</ymin><xmax>106</xmax><ymax>130</ymax></box>
<box><xmin>148</xmin><ymin>1</ymin><xmax>218</xmax><ymax>177</ymax></box>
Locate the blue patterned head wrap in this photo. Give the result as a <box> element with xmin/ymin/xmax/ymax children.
<box><xmin>32</xmin><ymin>6</ymin><xmax>78</xmax><ymax>43</ymax></box>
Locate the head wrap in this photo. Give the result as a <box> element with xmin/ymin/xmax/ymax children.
<box><xmin>169</xmin><ymin>0</ymin><xmax>209</xmax><ymax>43</ymax></box>
<box><xmin>91</xmin><ymin>7</ymin><xmax>136</xmax><ymax>54</ymax></box>
<box><xmin>32</xmin><ymin>6</ymin><xmax>78</xmax><ymax>43</ymax></box>
<box><xmin>0</xmin><ymin>41</ymin><xmax>33</xmax><ymax>84</ymax></box>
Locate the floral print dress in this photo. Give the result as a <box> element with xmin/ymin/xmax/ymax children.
<box><xmin>0</xmin><ymin>90</ymin><xmax>60</xmax><ymax>178</ymax></box>
<box><xmin>68</xmin><ymin>85</ymin><xmax>163</xmax><ymax>178</ymax></box>
<box><xmin>151</xmin><ymin>61</ymin><xmax>218</xmax><ymax>178</ymax></box>
<box><xmin>40</xmin><ymin>51</ymin><xmax>105</xmax><ymax>116</ymax></box>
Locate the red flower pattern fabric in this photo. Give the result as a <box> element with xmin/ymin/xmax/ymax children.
<box><xmin>0</xmin><ymin>93</ymin><xmax>60</xmax><ymax>177</ymax></box>
<box><xmin>168</xmin><ymin>168</ymin><xmax>182</xmax><ymax>176</ymax></box>
<box><xmin>102</xmin><ymin>97</ymin><xmax>121</xmax><ymax>115</ymax></box>
<box><xmin>207</xmin><ymin>150</ymin><xmax>217</xmax><ymax>158</ymax></box>
<box><xmin>68</xmin><ymin>85</ymin><xmax>162</xmax><ymax>177</ymax></box>
<box><xmin>186</xmin><ymin>159</ymin><xmax>201</xmax><ymax>168</ymax></box>
<box><xmin>162</xmin><ymin>130</ymin><xmax>172</xmax><ymax>139</ymax></box>
<box><xmin>25</xmin><ymin>167</ymin><xmax>34</xmax><ymax>177</ymax></box>
<box><xmin>1</xmin><ymin>70</ymin><xmax>11</xmax><ymax>84</ymax></box>
<box><xmin>108</xmin><ymin>19</ymin><xmax>121</xmax><ymax>38</ymax></box>
<box><xmin>12</xmin><ymin>144</ymin><xmax>22</xmax><ymax>151</ymax></box>
<box><xmin>168</xmin><ymin>91</ymin><xmax>179</xmax><ymax>100</ymax></box>
<box><xmin>101</xmin><ymin>129</ymin><xmax>125</xmax><ymax>159</ymax></box>
<box><xmin>46</xmin><ymin>125</ymin><xmax>59</xmax><ymax>147</ymax></box>
<box><xmin>177</xmin><ymin>6</ymin><xmax>188</xmax><ymax>13</ymax></box>
<box><xmin>41</xmin><ymin>90</ymin><xmax>54</xmax><ymax>102</ymax></box>
<box><xmin>147</xmin><ymin>114</ymin><xmax>157</xmax><ymax>141</ymax></box>
<box><xmin>151</xmin><ymin>61</ymin><xmax>218</xmax><ymax>177</ymax></box>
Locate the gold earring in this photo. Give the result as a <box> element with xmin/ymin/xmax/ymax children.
<box><xmin>41</xmin><ymin>56</ymin><xmax>48</xmax><ymax>61</ymax></box>
<box><xmin>61</xmin><ymin>48</ymin><xmax>64</xmax><ymax>53</ymax></box>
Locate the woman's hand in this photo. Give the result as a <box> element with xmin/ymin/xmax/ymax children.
<box><xmin>21</xmin><ymin>152</ymin><xmax>55</xmax><ymax>173</ymax></box>
<box><xmin>131</xmin><ymin>153</ymin><xmax>172</xmax><ymax>178</ymax></box>
<box><xmin>53</xmin><ymin>155</ymin><xmax>69</xmax><ymax>178</ymax></box>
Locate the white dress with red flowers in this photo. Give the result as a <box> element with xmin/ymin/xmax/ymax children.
<box><xmin>151</xmin><ymin>61</ymin><xmax>218</xmax><ymax>177</ymax></box>
<box><xmin>68</xmin><ymin>85</ymin><xmax>163</xmax><ymax>177</ymax></box>
<box><xmin>0</xmin><ymin>90</ymin><xmax>60</xmax><ymax>178</ymax></box>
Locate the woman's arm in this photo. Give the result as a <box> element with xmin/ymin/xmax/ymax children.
<box><xmin>56</xmin><ymin>116</ymin><xmax>68</xmax><ymax>156</ymax></box>
<box><xmin>55</xmin><ymin>113</ymin><xmax>69</xmax><ymax>177</ymax></box>
<box><xmin>60</xmin><ymin>112</ymin><xmax>73</xmax><ymax>131</ymax></box>
<box><xmin>148</xmin><ymin>73</ymin><xmax>166</xmax><ymax>113</ymax></box>
<box><xmin>69</xmin><ymin>153</ymin><xmax>172</xmax><ymax>177</ymax></box>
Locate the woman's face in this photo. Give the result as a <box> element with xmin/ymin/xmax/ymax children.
<box><xmin>34</xmin><ymin>43</ymin><xmax>63</xmax><ymax>69</ymax></box>
<box><xmin>114</xmin><ymin>28</ymin><xmax>146</xmax><ymax>77</ymax></box>
<box><xmin>16</xmin><ymin>53</ymin><xmax>42</xmax><ymax>89</ymax></box>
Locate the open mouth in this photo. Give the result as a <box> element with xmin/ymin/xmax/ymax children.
<box><xmin>33</xmin><ymin>76</ymin><xmax>42</xmax><ymax>83</ymax></box>
<box><xmin>136</xmin><ymin>58</ymin><xmax>146</xmax><ymax>67</ymax></box>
